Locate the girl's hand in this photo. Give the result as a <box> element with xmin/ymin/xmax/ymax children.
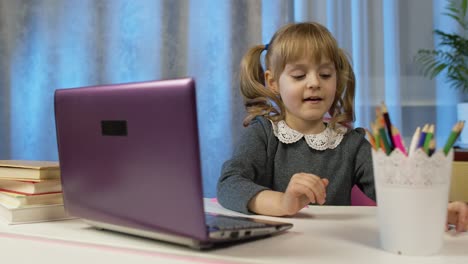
<box><xmin>446</xmin><ymin>201</ymin><xmax>468</xmax><ymax>232</ymax></box>
<box><xmin>280</xmin><ymin>173</ymin><xmax>329</xmax><ymax>216</ymax></box>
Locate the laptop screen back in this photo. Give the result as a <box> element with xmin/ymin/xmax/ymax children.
<box><xmin>54</xmin><ymin>78</ymin><xmax>208</xmax><ymax>241</ymax></box>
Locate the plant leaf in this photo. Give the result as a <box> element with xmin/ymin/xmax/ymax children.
<box><xmin>415</xmin><ymin>0</ymin><xmax>468</xmax><ymax>92</ymax></box>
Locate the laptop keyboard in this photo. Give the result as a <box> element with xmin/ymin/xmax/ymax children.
<box><xmin>205</xmin><ymin>213</ymin><xmax>266</xmax><ymax>231</ymax></box>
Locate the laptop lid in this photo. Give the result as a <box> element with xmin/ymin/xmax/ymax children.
<box><xmin>54</xmin><ymin>77</ymin><xmax>292</xmax><ymax>249</ymax></box>
<box><xmin>54</xmin><ymin>78</ymin><xmax>208</xmax><ymax>241</ymax></box>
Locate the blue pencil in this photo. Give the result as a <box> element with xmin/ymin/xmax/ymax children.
<box><xmin>416</xmin><ymin>124</ymin><xmax>429</xmax><ymax>150</ymax></box>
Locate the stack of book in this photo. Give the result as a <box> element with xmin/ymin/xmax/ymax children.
<box><xmin>0</xmin><ymin>160</ymin><xmax>72</xmax><ymax>224</ymax></box>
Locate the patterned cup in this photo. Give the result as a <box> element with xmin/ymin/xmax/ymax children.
<box><xmin>372</xmin><ymin>149</ymin><xmax>453</xmax><ymax>256</ymax></box>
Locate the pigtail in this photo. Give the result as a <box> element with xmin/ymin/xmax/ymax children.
<box><xmin>328</xmin><ymin>49</ymin><xmax>356</xmax><ymax>129</ymax></box>
<box><xmin>239</xmin><ymin>45</ymin><xmax>282</xmax><ymax>126</ymax></box>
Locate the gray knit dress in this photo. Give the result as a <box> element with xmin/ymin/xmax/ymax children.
<box><xmin>217</xmin><ymin>116</ymin><xmax>376</xmax><ymax>214</ymax></box>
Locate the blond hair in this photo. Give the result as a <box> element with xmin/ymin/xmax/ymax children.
<box><xmin>239</xmin><ymin>22</ymin><xmax>355</xmax><ymax>129</ymax></box>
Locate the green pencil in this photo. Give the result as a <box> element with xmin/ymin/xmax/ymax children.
<box><xmin>378</xmin><ymin>126</ymin><xmax>392</xmax><ymax>155</ymax></box>
<box><xmin>443</xmin><ymin>122</ymin><xmax>463</xmax><ymax>155</ymax></box>
<box><xmin>423</xmin><ymin>124</ymin><xmax>434</xmax><ymax>154</ymax></box>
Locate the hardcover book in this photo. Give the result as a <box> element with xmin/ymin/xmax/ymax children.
<box><xmin>0</xmin><ymin>179</ymin><xmax>62</xmax><ymax>194</ymax></box>
<box><xmin>0</xmin><ymin>191</ymin><xmax>63</xmax><ymax>208</ymax></box>
<box><xmin>452</xmin><ymin>148</ymin><xmax>468</xmax><ymax>201</ymax></box>
<box><xmin>454</xmin><ymin>148</ymin><xmax>468</xmax><ymax>162</ymax></box>
<box><xmin>0</xmin><ymin>203</ymin><xmax>72</xmax><ymax>225</ymax></box>
<box><xmin>0</xmin><ymin>160</ymin><xmax>60</xmax><ymax>180</ymax></box>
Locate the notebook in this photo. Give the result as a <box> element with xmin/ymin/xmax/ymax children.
<box><xmin>54</xmin><ymin>77</ymin><xmax>292</xmax><ymax>249</ymax></box>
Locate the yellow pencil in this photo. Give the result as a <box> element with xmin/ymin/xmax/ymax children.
<box><xmin>428</xmin><ymin>138</ymin><xmax>436</xmax><ymax>156</ymax></box>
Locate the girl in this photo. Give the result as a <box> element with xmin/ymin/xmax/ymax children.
<box><xmin>217</xmin><ymin>22</ymin><xmax>467</xmax><ymax>232</ymax></box>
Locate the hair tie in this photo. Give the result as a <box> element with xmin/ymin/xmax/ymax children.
<box><xmin>264</xmin><ymin>43</ymin><xmax>269</xmax><ymax>51</ymax></box>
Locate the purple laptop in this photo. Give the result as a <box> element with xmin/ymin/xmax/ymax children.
<box><xmin>54</xmin><ymin>77</ymin><xmax>292</xmax><ymax>249</ymax></box>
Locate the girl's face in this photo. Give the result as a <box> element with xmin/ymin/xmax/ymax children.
<box><xmin>266</xmin><ymin>58</ymin><xmax>337</xmax><ymax>134</ymax></box>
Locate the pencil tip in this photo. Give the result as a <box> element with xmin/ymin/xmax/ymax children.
<box><xmin>381</xmin><ymin>102</ymin><xmax>388</xmax><ymax>112</ymax></box>
<box><xmin>456</xmin><ymin>121</ymin><xmax>465</xmax><ymax>132</ymax></box>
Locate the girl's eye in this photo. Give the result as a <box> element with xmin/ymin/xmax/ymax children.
<box><xmin>291</xmin><ymin>74</ymin><xmax>305</xmax><ymax>80</ymax></box>
<box><xmin>319</xmin><ymin>74</ymin><xmax>332</xmax><ymax>79</ymax></box>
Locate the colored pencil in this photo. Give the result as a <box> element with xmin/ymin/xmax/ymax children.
<box><xmin>381</xmin><ymin>103</ymin><xmax>395</xmax><ymax>151</ymax></box>
<box><xmin>365</xmin><ymin>129</ymin><xmax>377</xmax><ymax>150</ymax></box>
<box><xmin>371</xmin><ymin>122</ymin><xmax>381</xmax><ymax>150</ymax></box>
<box><xmin>417</xmin><ymin>124</ymin><xmax>429</xmax><ymax>149</ymax></box>
<box><xmin>375</xmin><ymin>107</ymin><xmax>382</xmax><ymax>120</ymax></box>
<box><xmin>391</xmin><ymin>126</ymin><xmax>407</xmax><ymax>156</ymax></box>
<box><xmin>428</xmin><ymin>138</ymin><xmax>436</xmax><ymax>156</ymax></box>
<box><xmin>408</xmin><ymin>126</ymin><xmax>421</xmax><ymax>156</ymax></box>
<box><xmin>458</xmin><ymin>121</ymin><xmax>465</xmax><ymax>136</ymax></box>
<box><xmin>379</xmin><ymin>137</ymin><xmax>386</xmax><ymax>153</ymax></box>
<box><xmin>443</xmin><ymin>121</ymin><xmax>464</xmax><ymax>155</ymax></box>
<box><xmin>423</xmin><ymin>124</ymin><xmax>435</xmax><ymax>154</ymax></box>
<box><xmin>377</xmin><ymin>120</ymin><xmax>392</xmax><ymax>155</ymax></box>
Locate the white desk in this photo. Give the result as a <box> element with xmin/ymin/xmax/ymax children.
<box><xmin>0</xmin><ymin>199</ymin><xmax>467</xmax><ymax>264</ymax></box>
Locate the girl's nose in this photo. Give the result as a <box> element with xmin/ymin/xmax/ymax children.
<box><xmin>307</xmin><ymin>74</ymin><xmax>320</xmax><ymax>89</ymax></box>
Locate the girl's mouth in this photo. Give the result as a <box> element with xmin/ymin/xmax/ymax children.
<box><xmin>303</xmin><ymin>96</ymin><xmax>323</xmax><ymax>102</ymax></box>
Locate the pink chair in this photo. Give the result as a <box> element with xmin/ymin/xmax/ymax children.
<box><xmin>351</xmin><ymin>185</ymin><xmax>376</xmax><ymax>206</ymax></box>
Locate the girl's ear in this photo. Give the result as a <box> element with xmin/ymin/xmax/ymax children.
<box><xmin>265</xmin><ymin>70</ymin><xmax>279</xmax><ymax>94</ymax></box>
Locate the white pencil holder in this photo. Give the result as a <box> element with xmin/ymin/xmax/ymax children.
<box><xmin>372</xmin><ymin>149</ymin><xmax>453</xmax><ymax>256</ymax></box>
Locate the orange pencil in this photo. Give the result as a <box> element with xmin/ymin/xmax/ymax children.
<box><xmin>371</xmin><ymin>122</ymin><xmax>381</xmax><ymax>150</ymax></box>
<box><xmin>365</xmin><ymin>129</ymin><xmax>377</xmax><ymax>150</ymax></box>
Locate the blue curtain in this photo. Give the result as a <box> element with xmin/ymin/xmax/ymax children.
<box><xmin>0</xmin><ymin>0</ymin><xmax>460</xmax><ymax>197</ymax></box>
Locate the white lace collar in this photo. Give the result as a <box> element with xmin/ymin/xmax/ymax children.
<box><xmin>270</xmin><ymin>120</ymin><xmax>347</xmax><ymax>150</ymax></box>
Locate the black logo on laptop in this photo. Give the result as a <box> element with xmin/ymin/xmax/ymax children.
<box><xmin>101</xmin><ymin>120</ymin><xmax>127</xmax><ymax>136</ymax></box>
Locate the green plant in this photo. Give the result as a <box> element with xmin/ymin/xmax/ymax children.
<box><xmin>415</xmin><ymin>0</ymin><xmax>468</xmax><ymax>93</ymax></box>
